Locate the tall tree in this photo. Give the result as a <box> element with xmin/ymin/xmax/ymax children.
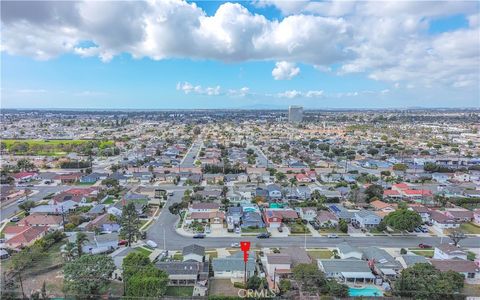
<box><xmin>448</xmin><ymin>230</ymin><xmax>466</xmax><ymax>246</ymax></box>
<box><xmin>292</xmin><ymin>264</ymin><xmax>327</xmax><ymax>294</ymax></box>
<box><xmin>120</xmin><ymin>202</ymin><xmax>141</xmax><ymax>246</ymax></box>
<box><xmin>122</xmin><ymin>252</ymin><xmax>168</xmax><ymax>298</ymax></box>
<box><xmin>75</xmin><ymin>232</ymin><xmax>89</xmax><ymax>257</ymax></box>
<box><xmin>383</xmin><ymin>208</ymin><xmax>422</xmax><ymax>232</ymax></box>
<box><xmin>395</xmin><ymin>263</ymin><xmax>464</xmax><ymax>300</ymax></box>
<box><xmin>63</xmin><ymin>255</ymin><xmax>115</xmax><ymax>299</ymax></box>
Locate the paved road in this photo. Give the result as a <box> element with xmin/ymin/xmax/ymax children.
<box><xmin>0</xmin><ymin>186</ymin><xmax>71</xmax><ymax>221</ymax></box>
<box><xmin>180</xmin><ymin>138</ymin><xmax>203</xmax><ymax>168</ymax></box>
<box><xmin>146</xmin><ymin>192</ymin><xmax>480</xmax><ymax>250</ymax></box>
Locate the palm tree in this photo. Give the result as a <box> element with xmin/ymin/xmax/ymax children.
<box><xmin>64</xmin><ymin>242</ymin><xmax>76</xmax><ymax>261</ymax></box>
<box><xmin>289</xmin><ymin>177</ymin><xmax>297</xmax><ymax>196</ymax></box>
<box><xmin>75</xmin><ymin>232</ymin><xmax>88</xmax><ymax>257</ymax></box>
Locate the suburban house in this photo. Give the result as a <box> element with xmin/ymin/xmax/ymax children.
<box><xmin>297</xmin><ymin>207</ymin><xmax>317</xmax><ymax>222</ymax></box>
<box><xmin>353</xmin><ymin>210</ymin><xmax>382</xmax><ymax>228</ymax></box>
<box><xmin>189</xmin><ymin>203</ymin><xmax>220</xmax><ymax>213</ymax></box>
<box><xmin>227</xmin><ymin>206</ymin><xmax>243</xmax><ymax>226</ymax></box>
<box><xmin>80</xmin><ymin>172</ymin><xmax>108</xmax><ymax>184</ymax></box>
<box><xmin>363</xmin><ymin>247</ymin><xmax>402</xmax><ymax>279</ymax></box>
<box><xmin>12</xmin><ymin>171</ymin><xmax>38</xmax><ymax>183</ymax></box>
<box><xmin>430</xmin><ymin>211</ymin><xmax>460</xmax><ymax>232</ymax></box>
<box><xmin>410</xmin><ymin>206</ymin><xmax>431</xmax><ymax>223</ymax></box>
<box><xmin>5</xmin><ymin>226</ymin><xmax>49</xmax><ymax>249</ymax></box>
<box><xmin>212</xmin><ymin>251</ymin><xmax>256</xmax><ymax>281</ymax></box>
<box><xmin>265</xmin><ymin>254</ymin><xmax>292</xmax><ymax>281</ymax></box>
<box><xmin>156</xmin><ymin>261</ymin><xmax>209</xmax><ymax>286</ymax></box>
<box><xmin>396</xmin><ymin>255</ymin><xmax>429</xmax><ymax>269</ymax></box>
<box><xmin>266</xmin><ymin>184</ymin><xmax>282</xmax><ymax>200</ymax></box>
<box><xmin>474</xmin><ymin>209</ymin><xmax>480</xmax><ymax>226</ymax></box>
<box><xmin>263</xmin><ymin>209</ymin><xmax>282</xmax><ymax>228</ymax></box>
<box><xmin>430</xmin><ymin>260</ymin><xmax>480</xmax><ymax>284</ymax></box>
<box><xmin>183</xmin><ymin>244</ymin><xmax>205</xmax><ymax>263</ymax></box>
<box><xmin>316</xmin><ymin>211</ymin><xmax>339</xmax><ymax>227</ymax></box>
<box><xmin>337</xmin><ymin>242</ymin><xmax>363</xmax><ymax>260</ymax></box>
<box><xmin>295</xmin><ymin>173</ymin><xmax>313</xmax><ymax>183</ymax></box>
<box><xmin>433</xmin><ymin>244</ymin><xmax>468</xmax><ymax>260</ymax></box>
<box><xmin>241</xmin><ymin>211</ymin><xmax>265</xmax><ymax>228</ymax></box>
<box><xmin>443</xmin><ymin>209</ymin><xmax>474</xmax><ymax>223</ymax></box>
<box><xmin>18</xmin><ymin>213</ymin><xmax>64</xmax><ymax>230</ymax></box>
<box><xmin>185</xmin><ymin>211</ymin><xmax>225</xmax><ymax>225</ymax></box>
<box><xmin>318</xmin><ymin>259</ymin><xmax>376</xmax><ymax>284</ymax></box>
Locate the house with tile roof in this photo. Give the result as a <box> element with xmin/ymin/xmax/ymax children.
<box><xmin>5</xmin><ymin>226</ymin><xmax>49</xmax><ymax>249</ymax></box>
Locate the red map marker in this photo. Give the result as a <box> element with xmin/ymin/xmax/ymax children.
<box><xmin>240</xmin><ymin>241</ymin><xmax>251</xmax><ymax>262</ymax></box>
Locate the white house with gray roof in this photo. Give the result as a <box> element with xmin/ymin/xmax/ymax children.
<box><xmin>337</xmin><ymin>242</ymin><xmax>363</xmax><ymax>260</ymax></box>
<box><xmin>212</xmin><ymin>251</ymin><xmax>256</xmax><ymax>281</ymax></box>
<box><xmin>318</xmin><ymin>259</ymin><xmax>376</xmax><ymax>284</ymax></box>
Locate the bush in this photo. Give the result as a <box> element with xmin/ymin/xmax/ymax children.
<box><xmin>400</xmin><ymin>248</ymin><xmax>407</xmax><ymax>255</ymax></box>
<box><xmin>233</xmin><ymin>282</ymin><xmax>245</xmax><ymax>289</ymax></box>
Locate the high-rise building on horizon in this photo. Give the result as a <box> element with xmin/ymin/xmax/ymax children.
<box><xmin>288</xmin><ymin>105</ymin><xmax>303</xmax><ymax>123</ymax></box>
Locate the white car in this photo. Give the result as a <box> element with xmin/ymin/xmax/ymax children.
<box><xmin>327</xmin><ymin>234</ymin><xmax>339</xmax><ymax>238</ymax></box>
<box><xmin>16</xmin><ymin>198</ymin><xmax>26</xmax><ymax>204</ymax></box>
<box><xmin>230</xmin><ymin>242</ymin><xmax>240</xmax><ymax>248</ymax></box>
<box><xmin>235</xmin><ymin>227</ymin><xmax>241</xmax><ymax>234</ymax></box>
<box><xmin>146</xmin><ymin>240</ymin><xmax>158</xmax><ymax>248</ymax></box>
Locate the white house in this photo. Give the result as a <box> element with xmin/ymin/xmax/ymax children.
<box><xmin>353</xmin><ymin>210</ymin><xmax>381</xmax><ymax>228</ymax></box>
<box><xmin>337</xmin><ymin>242</ymin><xmax>363</xmax><ymax>260</ymax></box>
<box><xmin>212</xmin><ymin>251</ymin><xmax>256</xmax><ymax>281</ymax></box>
<box><xmin>188</xmin><ymin>203</ymin><xmax>220</xmax><ymax>213</ymax></box>
<box><xmin>182</xmin><ymin>244</ymin><xmax>205</xmax><ymax>263</ymax></box>
<box><xmin>297</xmin><ymin>207</ymin><xmax>317</xmax><ymax>222</ymax></box>
<box><xmin>430</xmin><ymin>211</ymin><xmax>460</xmax><ymax>232</ymax></box>
<box><xmin>265</xmin><ymin>254</ymin><xmax>292</xmax><ymax>280</ymax></box>
<box><xmin>433</xmin><ymin>244</ymin><xmax>468</xmax><ymax>260</ymax></box>
<box><xmin>410</xmin><ymin>206</ymin><xmax>431</xmax><ymax>223</ymax></box>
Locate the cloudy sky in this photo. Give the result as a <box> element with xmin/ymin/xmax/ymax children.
<box><xmin>1</xmin><ymin>0</ymin><xmax>479</xmax><ymax>109</ymax></box>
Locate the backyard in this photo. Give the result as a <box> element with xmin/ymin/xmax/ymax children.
<box><xmin>165</xmin><ymin>286</ymin><xmax>194</xmax><ymax>297</ymax></box>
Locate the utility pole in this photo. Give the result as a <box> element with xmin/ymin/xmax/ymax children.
<box><xmin>163</xmin><ymin>227</ymin><xmax>166</xmax><ymax>250</ymax></box>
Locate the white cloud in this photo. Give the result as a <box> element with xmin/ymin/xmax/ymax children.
<box><xmin>277</xmin><ymin>89</ymin><xmax>324</xmax><ymax>98</ymax></box>
<box><xmin>228</xmin><ymin>87</ymin><xmax>250</xmax><ymax>97</ymax></box>
<box><xmin>272</xmin><ymin>61</ymin><xmax>300</xmax><ymax>80</ymax></box>
<box><xmin>1</xmin><ymin>0</ymin><xmax>478</xmax><ymax>92</ymax></box>
<box><xmin>176</xmin><ymin>82</ymin><xmax>221</xmax><ymax>96</ymax></box>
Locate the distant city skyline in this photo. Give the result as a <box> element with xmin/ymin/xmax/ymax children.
<box><xmin>1</xmin><ymin>0</ymin><xmax>479</xmax><ymax>109</ymax></box>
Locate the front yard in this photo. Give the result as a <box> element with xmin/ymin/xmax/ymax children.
<box><xmin>307</xmin><ymin>249</ymin><xmax>334</xmax><ymax>259</ymax></box>
<box><xmin>409</xmin><ymin>249</ymin><xmax>434</xmax><ymax>258</ymax></box>
<box><xmin>134</xmin><ymin>246</ymin><xmax>153</xmax><ymax>256</ymax></box>
<box><xmin>289</xmin><ymin>223</ymin><xmax>309</xmax><ymax>234</ymax></box>
<box><xmin>459</xmin><ymin>222</ymin><xmax>480</xmax><ymax>234</ymax></box>
<box><xmin>241</xmin><ymin>226</ymin><xmax>267</xmax><ymax>233</ymax></box>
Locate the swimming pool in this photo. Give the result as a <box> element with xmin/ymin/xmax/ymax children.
<box><xmin>349</xmin><ymin>286</ymin><xmax>383</xmax><ymax>297</ymax></box>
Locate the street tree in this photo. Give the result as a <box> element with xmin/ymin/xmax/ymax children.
<box><xmin>120</xmin><ymin>202</ymin><xmax>141</xmax><ymax>245</ymax></box>
<box><xmin>365</xmin><ymin>184</ymin><xmax>383</xmax><ymax>201</ymax></box>
<box><xmin>75</xmin><ymin>232</ymin><xmax>89</xmax><ymax>257</ymax></box>
<box><xmin>448</xmin><ymin>230</ymin><xmax>466</xmax><ymax>246</ymax></box>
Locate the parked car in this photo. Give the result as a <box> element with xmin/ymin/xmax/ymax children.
<box><xmin>257</xmin><ymin>233</ymin><xmax>270</xmax><ymax>239</ymax></box>
<box><xmin>414</xmin><ymin>227</ymin><xmax>421</xmax><ymax>233</ymax></box>
<box><xmin>10</xmin><ymin>217</ymin><xmax>20</xmax><ymax>223</ymax></box>
<box><xmin>230</xmin><ymin>242</ymin><xmax>240</xmax><ymax>248</ymax></box>
<box><xmin>193</xmin><ymin>234</ymin><xmax>206</xmax><ymax>239</ymax></box>
<box><xmin>118</xmin><ymin>240</ymin><xmax>128</xmax><ymax>246</ymax></box>
<box><xmin>235</xmin><ymin>227</ymin><xmax>241</xmax><ymax>234</ymax></box>
<box><xmin>16</xmin><ymin>198</ymin><xmax>26</xmax><ymax>204</ymax></box>
<box><xmin>204</xmin><ymin>227</ymin><xmax>211</xmax><ymax>234</ymax></box>
<box><xmin>418</xmin><ymin>243</ymin><xmax>432</xmax><ymax>249</ymax></box>
<box><xmin>278</xmin><ymin>227</ymin><xmax>283</xmax><ymax>233</ymax></box>
<box><xmin>327</xmin><ymin>234</ymin><xmax>338</xmax><ymax>238</ymax></box>
<box><xmin>146</xmin><ymin>240</ymin><xmax>158</xmax><ymax>248</ymax></box>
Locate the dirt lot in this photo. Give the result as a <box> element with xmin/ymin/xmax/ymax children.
<box><xmin>209</xmin><ymin>279</ymin><xmax>241</xmax><ymax>297</ymax></box>
<box><xmin>22</xmin><ymin>267</ymin><xmax>64</xmax><ymax>298</ymax></box>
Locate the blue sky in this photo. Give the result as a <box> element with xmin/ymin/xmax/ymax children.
<box><xmin>1</xmin><ymin>0</ymin><xmax>479</xmax><ymax>109</ymax></box>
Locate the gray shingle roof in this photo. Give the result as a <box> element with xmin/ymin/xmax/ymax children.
<box><xmin>319</xmin><ymin>259</ymin><xmax>372</xmax><ymax>273</ymax></box>
<box><xmin>212</xmin><ymin>251</ymin><xmax>255</xmax><ymax>272</ymax></box>
<box><xmin>182</xmin><ymin>244</ymin><xmax>205</xmax><ymax>257</ymax></box>
<box><xmin>401</xmin><ymin>255</ymin><xmax>428</xmax><ymax>267</ymax></box>
<box><xmin>156</xmin><ymin>262</ymin><xmax>202</xmax><ymax>275</ymax></box>
<box><xmin>337</xmin><ymin>242</ymin><xmax>361</xmax><ymax>255</ymax></box>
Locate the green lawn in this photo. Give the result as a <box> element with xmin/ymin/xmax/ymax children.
<box><xmin>173</xmin><ymin>253</ymin><xmax>183</xmax><ymax>261</ymax></box>
<box><xmin>307</xmin><ymin>249</ymin><xmax>333</xmax><ymax>259</ymax></box>
<box><xmin>102</xmin><ymin>197</ymin><xmax>116</xmax><ymax>204</ymax></box>
<box><xmin>205</xmin><ymin>251</ymin><xmax>218</xmax><ymax>258</ymax></box>
<box><xmin>410</xmin><ymin>249</ymin><xmax>434</xmax><ymax>258</ymax></box>
<box><xmin>135</xmin><ymin>247</ymin><xmax>153</xmax><ymax>256</ymax></box>
<box><xmin>2</xmin><ymin>139</ymin><xmax>114</xmax><ymax>156</ymax></box>
<box><xmin>165</xmin><ymin>286</ymin><xmax>193</xmax><ymax>297</ymax></box>
<box><xmin>241</xmin><ymin>227</ymin><xmax>267</xmax><ymax>233</ymax></box>
<box><xmin>460</xmin><ymin>223</ymin><xmax>480</xmax><ymax>234</ymax></box>
<box><xmin>289</xmin><ymin>223</ymin><xmax>309</xmax><ymax>234</ymax></box>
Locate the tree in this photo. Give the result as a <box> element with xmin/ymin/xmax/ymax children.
<box><xmin>383</xmin><ymin>208</ymin><xmax>422</xmax><ymax>231</ymax></box>
<box><xmin>339</xmin><ymin>219</ymin><xmax>348</xmax><ymax>233</ymax></box>
<box><xmin>292</xmin><ymin>263</ymin><xmax>327</xmax><ymax>294</ymax></box>
<box><xmin>326</xmin><ymin>279</ymin><xmax>349</xmax><ymax>297</ymax></box>
<box><xmin>120</xmin><ymin>202</ymin><xmax>141</xmax><ymax>245</ymax></box>
<box><xmin>63</xmin><ymin>254</ymin><xmax>115</xmax><ymax>299</ymax></box>
<box><xmin>247</xmin><ymin>275</ymin><xmax>262</xmax><ymax>290</ymax></box>
<box><xmin>278</xmin><ymin>279</ymin><xmax>291</xmax><ymax>294</ymax></box>
<box><xmin>18</xmin><ymin>200</ymin><xmax>35</xmax><ymax>214</ymax></box>
<box><xmin>75</xmin><ymin>232</ymin><xmax>89</xmax><ymax>257</ymax></box>
<box><xmin>395</xmin><ymin>263</ymin><xmax>464</xmax><ymax>300</ymax></box>
<box><xmin>122</xmin><ymin>252</ymin><xmax>168</xmax><ymax>297</ymax></box>
<box><xmin>448</xmin><ymin>230</ymin><xmax>466</xmax><ymax>246</ymax></box>
<box><xmin>17</xmin><ymin>159</ymin><xmax>36</xmax><ymax>171</ymax></box>
<box><xmin>365</xmin><ymin>184</ymin><xmax>383</xmax><ymax>201</ymax></box>
<box><xmin>392</xmin><ymin>163</ymin><xmax>408</xmax><ymax>171</ymax></box>
<box><xmin>289</xmin><ymin>177</ymin><xmax>297</xmax><ymax>194</ymax></box>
